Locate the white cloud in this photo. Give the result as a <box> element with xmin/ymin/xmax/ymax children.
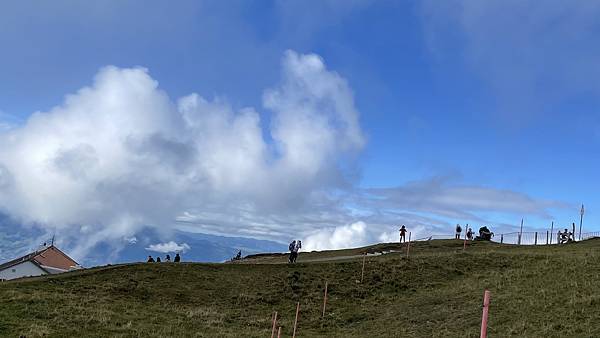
<box><xmin>303</xmin><ymin>221</ymin><xmax>371</xmax><ymax>251</ymax></box>
<box><xmin>0</xmin><ymin>50</ymin><xmax>365</xmax><ymax>259</ymax></box>
<box><xmin>146</xmin><ymin>241</ymin><xmax>190</xmax><ymax>253</ymax></box>
<box><xmin>0</xmin><ymin>49</ymin><xmax>567</xmax><ymax>260</ymax></box>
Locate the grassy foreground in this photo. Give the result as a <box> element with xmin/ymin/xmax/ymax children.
<box><xmin>2</xmin><ymin>239</ymin><xmax>600</xmax><ymax>337</ymax></box>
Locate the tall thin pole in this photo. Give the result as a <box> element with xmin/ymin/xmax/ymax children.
<box><xmin>463</xmin><ymin>224</ymin><xmax>468</xmax><ymax>251</ymax></box>
<box><xmin>292</xmin><ymin>302</ymin><xmax>300</xmax><ymax>338</ymax></box>
<box><xmin>518</xmin><ymin>218</ymin><xmax>524</xmax><ymax>245</ymax></box>
<box><xmin>322</xmin><ymin>281</ymin><xmax>328</xmax><ymax>318</ymax></box>
<box><xmin>579</xmin><ymin>204</ymin><xmax>585</xmax><ymax>241</ymax></box>
<box><xmin>550</xmin><ymin>221</ymin><xmax>554</xmax><ymax>244</ymax></box>
<box><xmin>406</xmin><ymin>232</ymin><xmax>412</xmax><ymax>259</ymax></box>
<box><xmin>270</xmin><ymin>311</ymin><xmax>278</xmax><ymax>338</ymax></box>
<box><xmin>480</xmin><ymin>290</ymin><xmax>491</xmax><ymax>338</ymax></box>
<box><xmin>360</xmin><ymin>253</ymin><xmax>366</xmax><ymax>283</ymax></box>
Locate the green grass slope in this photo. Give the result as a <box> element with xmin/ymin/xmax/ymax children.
<box><xmin>2</xmin><ymin>239</ymin><xmax>600</xmax><ymax>337</ymax></box>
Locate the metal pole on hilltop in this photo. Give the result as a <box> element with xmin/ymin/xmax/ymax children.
<box><xmin>518</xmin><ymin>218</ymin><xmax>524</xmax><ymax>245</ymax></box>
<box><xmin>550</xmin><ymin>221</ymin><xmax>554</xmax><ymax>244</ymax></box>
<box><xmin>579</xmin><ymin>204</ymin><xmax>585</xmax><ymax>241</ymax></box>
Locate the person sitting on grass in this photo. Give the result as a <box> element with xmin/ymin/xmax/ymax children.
<box><xmin>147</xmin><ymin>255</ymin><xmax>155</xmax><ymax>263</ymax></box>
<box><xmin>156</xmin><ymin>256</ymin><xmax>161</xmax><ymax>263</ymax></box>
<box><xmin>467</xmin><ymin>228</ymin><xmax>474</xmax><ymax>241</ymax></box>
<box><xmin>557</xmin><ymin>230</ymin><xmax>563</xmax><ymax>244</ymax></box>
<box><xmin>165</xmin><ymin>254</ymin><xmax>171</xmax><ymax>262</ymax></box>
<box><xmin>559</xmin><ymin>229</ymin><xmax>569</xmax><ymax>244</ymax></box>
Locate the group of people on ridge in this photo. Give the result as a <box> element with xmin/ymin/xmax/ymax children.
<box><xmin>557</xmin><ymin>229</ymin><xmax>574</xmax><ymax>244</ymax></box>
<box><xmin>456</xmin><ymin>224</ymin><xmax>493</xmax><ymax>241</ymax></box>
<box><xmin>288</xmin><ymin>240</ymin><xmax>302</xmax><ymax>263</ymax></box>
<box><xmin>147</xmin><ymin>253</ymin><xmax>181</xmax><ymax>263</ymax></box>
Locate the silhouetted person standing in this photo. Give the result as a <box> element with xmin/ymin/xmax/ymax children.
<box><xmin>399</xmin><ymin>225</ymin><xmax>407</xmax><ymax>243</ymax></box>
<box><xmin>156</xmin><ymin>256</ymin><xmax>161</xmax><ymax>263</ymax></box>
<box><xmin>174</xmin><ymin>253</ymin><xmax>181</xmax><ymax>262</ymax></box>
<box><xmin>165</xmin><ymin>254</ymin><xmax>171</xmax><ymax>262</ymax></box>
<box><xmin>147</xmin><ymin>255</ymin><xmax>155</xmax><ymax>263</ymax></box>
<box><xmin>455</xmin><ymin>224</ymin><xmax>462</xmax><ymax>239</ymax></box>
<box><xmin>288</xmin><ymin>240</ymin><xmax>297</xmax><ymax>263</ymax></box>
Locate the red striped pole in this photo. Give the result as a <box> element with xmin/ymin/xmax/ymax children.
<box><xmin>270</xmin><ymin>311</ymin><xmax>278</xmax><ymax>338</ymax></box>
<box><xmin>480</xmin><ymin>290</ymin><xmax>491</xmax><ymax>338</ymax></box>
<box><xmin>292</xmin><ymin>302</ymin><xmax>300</xmax><ymax>338</ymax></box>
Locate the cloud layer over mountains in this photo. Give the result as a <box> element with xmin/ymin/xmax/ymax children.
<box><xmin>0</xmin><ymin>49</ymin><xmax>566</xmax><ymax>260</ymax></box>
<box><xmin>0</xmin><ymin>51</ymin><xmax>365</xmax><ymax>258</ymax></box>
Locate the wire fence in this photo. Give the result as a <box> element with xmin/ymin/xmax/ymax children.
<box><xmin>410</xmin><ymin>229</ymin><xmax>600</xmax><ymax>246</ymax></box>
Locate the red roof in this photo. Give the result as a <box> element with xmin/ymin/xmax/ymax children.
<box><xmin>0</xmin><ymin>245</ymin><xmax>79</xmax><ymax>272</ymax></box>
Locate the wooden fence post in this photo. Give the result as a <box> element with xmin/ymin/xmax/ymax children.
<box><xmin>534</xmin><ymin>232</ymin><xmax>538</xmax><ymax>245</ymax></box>
<box><xmin>360</xmin><ymin>253</ymin><xmax>366</xmax><ymax>283</ymax></box>
<box><xmin>292</xmin><ymin>302</ymin><xmax>300</xmax><ymax>338</ymax></box>
<box><xmin>500</xmin><ymin>234</ymin><xmax>503</xmax><ymax>244</ymax></box>
<box><xmin>480</xmin><ymin>290</ymin><xmax>491</xmax><ymax>338</ymax></box>
<box><xmin>463</xmin><ymin>226</ymin><xmax>468</xmax><ymax>251</ymax></box>
<box><xmin>406</xmin><ymin>232</ymin><xmax>412</xmax><ymax>259</ymax></box>
<box><xmin>550</xmin><ymin>221</ymin><xmax>554</xmax><ymax>244</ymax></box>
<box><xmin>271</xmin><ymin>311</ymin><xmax>278</xmax><ymax>338</ymax></box>
<box><xmin>322</xmin><ymin>281</ymin><xmax>328</xmax><ymax>318</ymax></box>
<box><xmin>546</xmin><ymin>231</ymin><xmax>549</xmax><ymax>245</ymax></box>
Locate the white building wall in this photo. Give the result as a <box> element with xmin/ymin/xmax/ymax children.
<box><xmin>0</xmin><ymin>261</ymin><xmax>47</xmax><ymax>280</ymax></box>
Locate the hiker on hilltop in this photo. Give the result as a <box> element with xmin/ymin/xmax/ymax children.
<box><xmin>288</xmin><ymin>240</ymin><xmax>297</xmax><ymax>263</ymax></box>
<box><xmin>399</xmin><ymin>225</ymin><xmax>407</xmax><ymax>243</ymax></box>
<box><xmin>174</xmin><ymin>253</ymin><xmax>181</xmax><ymax>262</ymax></box>
<box><xmin>165</xmin><ymin>254</ymin><xmax>171</xmax><ymax>262</ymax></box>
<box><xmin>147</xmin><ymin>255</ymin><xmax>155</xmax><ymax>263</ymax></box>
<box><xmin>293</xmin><ymin>241</ymin><xmax>302</xmax><ymax>263</ymax></box>
<box><xmin>455</xmin><ymin>224</ymin><xmax>462</xmax><ymax>239</ymax></box>
<box><xmin>467</xmin><ymin>227</ymin><xmax>474</xmax><ymax>241</ymax></box>
<box><xmin>156</xmin><ymin>256</ymin><xmax>161</xmax><ymax>263</ymax></box>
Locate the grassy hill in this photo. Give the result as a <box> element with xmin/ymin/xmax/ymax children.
<box><xmin>1</xmin><ymin>239</ymin><xmax>600</xmax><ymax>337</ymax></box>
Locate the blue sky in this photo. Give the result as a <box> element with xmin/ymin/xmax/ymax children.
<box><xmin>1</xmin><ymin>1</ymin><xmax>599</xmax><ymax>261</ymax></box>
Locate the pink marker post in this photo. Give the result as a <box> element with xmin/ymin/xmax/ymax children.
<box><xmin>480</xmin><ymin>290</ymin><xmax>491</xmax><ymax>338</ymax></box>
<box><xmin>270</xmin><ymin>311</ymin><xmax>278</xmax><ymax>338</ymax></box>
<box><xmin>292</xmin><ymin>302</ymin><xmax>300</xmax><ymax>338</ymax></box>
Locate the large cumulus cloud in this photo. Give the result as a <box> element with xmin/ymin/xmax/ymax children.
<box><xmin>0</xmin><ymin>50</ymin><xmax>365</xmax><ymax>258</ymax></box>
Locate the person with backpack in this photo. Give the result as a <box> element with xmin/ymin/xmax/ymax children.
<box><xmin>288</xmin><ymin>240</ymin><xmax>297</xmax><ymax>263</ymax></box>
<box><xmin>156</xmin><ymin>256</ymin><xmax>162</xmax><ymax>263</ymax></box>
<box><xmin>455</xmin><ymin>224</ymin><xmax>462</xmax><ymax>239</ymax></box>
<box><xmin>147</xmin><ymin>255</ymin><xmax>155</xmax><ymax>263</ymax></box>
<box><xmin>174</xmin><ymin>253</ymin><xmax>181</xmax><ymax>262</ymax></box>
<box><xmin>165</xmin><ymin>254</ymin><xmax>171</xmax><ymax>262</ymax></box>
<box><xmin>293</xmin><ymin>241</ymin><xmax>302</xmax><ymax>263</ymax></box>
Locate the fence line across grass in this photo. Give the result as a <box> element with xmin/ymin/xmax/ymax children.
<box><xmin>409</xmin><ymin>230</ymin><xmax>600</xmax><ymax>246</ymax></box>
